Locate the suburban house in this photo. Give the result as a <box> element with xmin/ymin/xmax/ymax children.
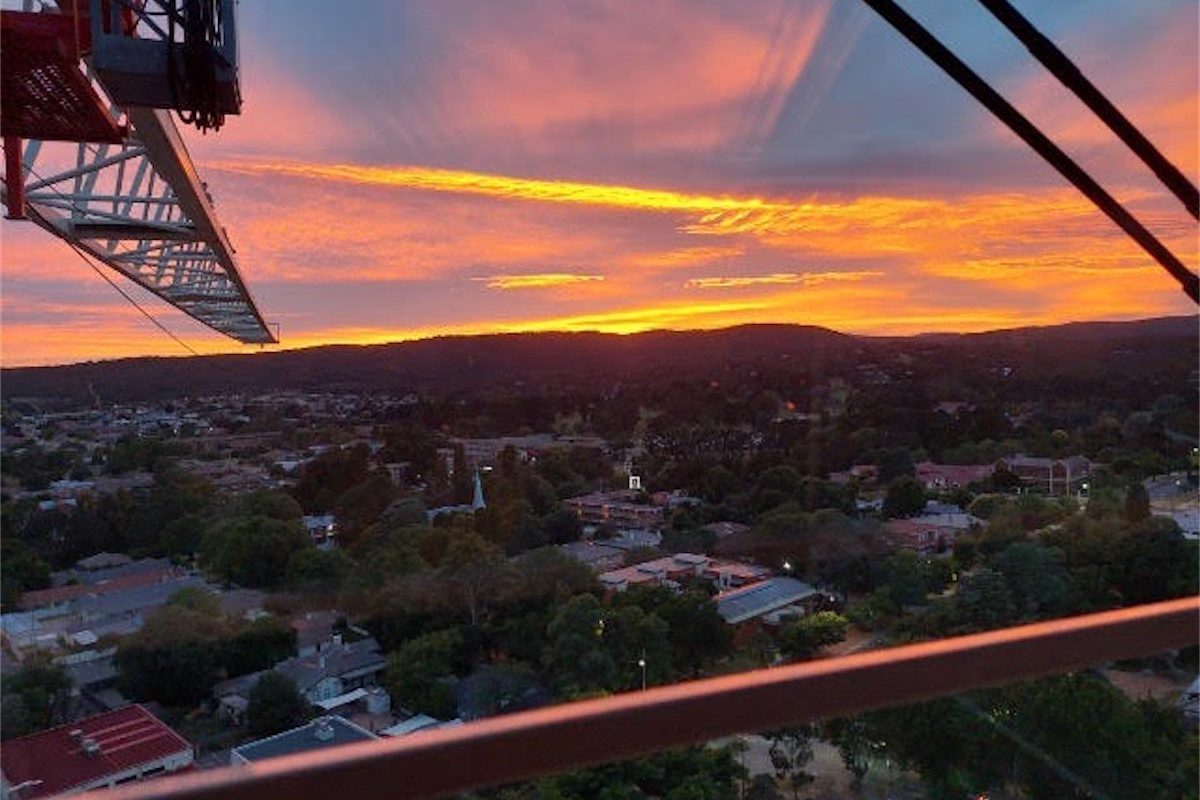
<box><xmin>886</xmin><ymin>518</ymin><xmax>962</xmax><ymax>553</ymax></box>
<box><xmin>598</xmin><ymin>553</ymin><xmax>769</xmax><ymax>593</ymax></box>
<box><xmin>0</xmin><ymin>705</ymin><xmax>194</xmax><ymax>798</ymax></box>
<box><xmin>301</xmin><ymin>514</ymin><xmax>337</xmax><ymax>548</ymax></box>
<box><xmin>914</xmin><ymin>461</ymin><xmax>995</xmax><ymax>490</ymax></box>
<box><xmin>230</xmin><ymin>716</ymin><xmax>376</xmax><ymax>765</ymax></box>
<box><xmin>885</xmin><ymin>504</ymin><xmax>982</xmax><ymax>554</ymax></box>
<box><xmin>715</xmin><ymin>577</ymin><xmax>823</xmax><ymax>644</ymax></box>
<box><xmin>215</xmin><ymin>636</ymin><xmax>387</xmax><ymax>722</ymax></box>
<box><xmin>994</xmin><ymin>454</ymin><xmax>1093</xmax><ymax>494</ymax></box>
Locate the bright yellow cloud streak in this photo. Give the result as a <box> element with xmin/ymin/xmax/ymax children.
<box><xmin>212</xmin><ymin>161</ymin><xmax>788</xmax><ymax>214</ymax></box>
<box><xmin>474</xmin><ymin>273</ymin><xmax>605</xmax><ymax>290</ymax></box>
<box><xmin>686</xmin><ymin>270</ymin><xmax>881</xmax><ymax>289</ymax></box>
<box><xmin>213</xmin><ymin>160</ymin><xmax>1195</xmax><ymax>284</ymax></box>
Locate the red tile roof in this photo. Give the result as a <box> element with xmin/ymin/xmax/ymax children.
<box><xmin>0</xmin><ymin>705</ymin><xmax>193</xmax><ymax>798</ymax></box>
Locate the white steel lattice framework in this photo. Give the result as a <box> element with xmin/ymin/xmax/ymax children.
<box><xmin>7</xmin><ymin>105</ymin><xmax>275</xmax><ymax>344</ymax></box>
<box><xmin>1</xmin><ymin>0</ymin><xmax>274</xmax><ymax>344</ymax></box>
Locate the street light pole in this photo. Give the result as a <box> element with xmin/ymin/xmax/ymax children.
<box><xmin>638</xmin><ymin>650</ymin><xmax>647</xmax><ymax>691</ymax></box>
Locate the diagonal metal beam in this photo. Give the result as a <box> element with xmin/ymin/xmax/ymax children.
<box><xmin>859</xmin><ymin>0</ymin><xmax>1200</xmax><ymax>303</ymax></box>
<box><xmin>975</xmin><ymin>0</ymin><xmax>1199</xmax><ymax>219</ymax></box>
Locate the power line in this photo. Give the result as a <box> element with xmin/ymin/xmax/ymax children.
<box><xmin>65</xmin><ymin>240</ymin><xmax>199</xmax><ymax>356</ymax></box>
<box><xmin>859</xmin><ymin>0</ymin><xmax>1200</xmax><ymax>303</ymax></box>
<box><xmin>976</xmin><ymin>0</ymin><xmax>1199</xmax><ymax>220</ymax></box>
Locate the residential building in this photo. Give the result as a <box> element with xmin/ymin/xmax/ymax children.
<box><xmin>914</xmin><ymin>461</ymin><xmax>994</xmax><ymax>490</ymax></box>
<box><xmin>994</xmin><ymin>454</ymin><xmax>1093</xmax><ymax>494</ymax></box>
<box><xmin>230</xmin><ymin>716</ymin><xmax>376</xmax><ymax>765</ymax></box>
<box><xmin>276</xmin><ymin>637</ymin><xmax>387</xmax><ymax>704</ymax></box>
<box><xmin>0</xmin><ymin>705</ymin><xmax>194</xmax><ymax>798</ymax></box>
<box><xmin>215</xmin><ymin>636</ymin><xmax>387</xmax><ymax>720</ymax></box>
<box><xmin>598</xmin><ymin>553</ymin><xmax>768</xmax><ymax>593</ymax></box>
<box><xmin>445</xmin><ymin>434</ymin><xmax>557</xmax><ymax>470</ymax></box>
<box><xmin>702</xmin><ymin>521</ymin><xmax>749</xmax><ymax>539</ymax></box>
<box><xmin>302</xmin><ymin>515</ymin><xmax>337</xmax><ymax>548</ymax></box>
<box><xmin>715</xmin><ymin>577</ymin><xmax>822</xmax><ymax>640</ymax></box>
<box><xmin>564</xmin><ymin>490</ymin><xmax>665</xmax><ymax>530</ymax></box>
<box><xmin>558</xmin><ymin>541</ymin><xmax>625</xmax><ymax>572</ymax></box>
<box><xmin>2</xmin><ymin>571</ymin><xmax>209</xmax><ymax>657</ymax></box>
<box><xmin>380</xmin><ymin>715</ymin><xmax>463</xmax><ymax>737</ymax></box>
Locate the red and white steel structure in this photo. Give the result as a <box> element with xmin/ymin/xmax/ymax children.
<box><xmin>1</xmin><ymin>0</ymin><xmax>274</xmax><ymax>344</ymax></box>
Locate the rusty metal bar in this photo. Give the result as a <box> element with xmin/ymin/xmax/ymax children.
<box><xmin>100</xmin><ymin>597</ymin><xmax>1199</xmax><ymax>800</ymax></box>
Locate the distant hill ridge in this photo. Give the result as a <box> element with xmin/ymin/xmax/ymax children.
<box><xmin>2</xmin><ymin>316</ymin><xmax>1195</xmax><ymax>402</ymax></box>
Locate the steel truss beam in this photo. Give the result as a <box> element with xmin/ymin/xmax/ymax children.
<box><xmin>2</xmin><ymin>81</ymin><xmax>273</xmax><ymax>344</ymax></box>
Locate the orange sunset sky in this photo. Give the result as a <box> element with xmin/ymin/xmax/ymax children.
<box><xmin>1</xmin><ymin>0</ymin><xmax>1196</xmax><ymax>367</ymax></box>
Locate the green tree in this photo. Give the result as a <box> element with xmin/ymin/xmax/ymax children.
<box><xmin>438</xmin><ymin>531</ymin><xmax>511</xmax><ymax>626</ymax></box>
<box><xmin>166</xmin><ymin>586</ymin><xmax>220</xmax><ymax>615</ymax></box>
<box><xmin>991</xmin><ymin>541</ymin><xmax>1068</xmax><ymax>620</ymax></box>
<box><xmin>654</xmin><ymin>591</ymin><xmax>731</xmax><ymax>676</ymax></box>
<box><xmin>883</xmin><ymin>475</ymin><xmax>926</xmax><ymax>518</ymax></box>
<box><xmin>544</xmin><ymin>594</ymin><xmax>617</xmax><ymax>696</ymax></box>
<box><xmin>764</xmin><ymin>725</ymin><xmax>816</xmax><ymax>800</ymax></box>
<box><xmin>956</xmin><ymin>567</ymin><xmax>1015</xmax><ymax>631</ymax></box>
<box><xmin>779</xmin><ymin>612</ymin><xmax>849</xmax><ymax>660</ymax></box>
<box><xmin>285</xmin><ymin>548</ymin><xmax>355</xmax><ymax>591</ymax></box>
<box><xmin>115</xmin><ymin>605</ymin><xmax>227</xmax><ymax>705</ymax></box>
<box><xmin>0</xmin><ymin>538</ymin><xmax>50</xmax><ymax>610</ymax></box>
<box><xmin>824</xmin><ymin>717</ymin><xmax>875</xmax><ymax>788</ymax></box>
<box><xmin>384</xmin><ymin>628</ymin><xmax>464</xmax><ymax>718</ymax></box>
<box><xmin>160</xmin><ymin>512</ymin><xmax>207</xmax><ymax>557</ymax></box>
<box><xmin>0</xmin><ymin>663</ymin><xmax>70</xmax><ymax>739</ymax></box>
<box><xmin>541</xmin><ymin>508</ymin><xmax>583</xmax><ymax>545</ymax></box>
<box><xmin>247</xmin><ymin>673</ymin><xmax>310</xmax><ymax>736</ymax></box>
<box><xmin>333</xmin><ymin>473</ymin><xmax>398</xmax><ymax>543</ymax></box>
<box><xmin>883</xmin><ymin>549</ymin><xmax>939</xmax><ymax>606</ymax></box>
<box><xmin>379</xmin><ymin>496</ymin><xmax>429</xmax><ymax>527</ymax></box>
<box><xmin>877</xmin><ymin>448</ymin><xmax>916</xmax><ymax>482</ymax></box>
<box><xmin>225</xmin><ymin>616</ymin><xmax>297</xmax><ymax>676</ymax></box>
<box><xmin>204</xmin><ymin>515</ymin><xmax>310</xmax><ymax>588</ymax></box>
<box><xmin>701</xmin><ymin>465</ymin><xmax>738</xmax><ymax>504</ymax></box>
<box><xmin>1123</xmin><ymin>481</ymin><xmax>1151</xmax><ymax>523</ymax></box>
<box><xmin>237</xmin><ymin>489</ymin><xmax>303</xmax><ymax>522</ymax></box>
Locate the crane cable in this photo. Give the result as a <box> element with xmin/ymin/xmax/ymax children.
<box><xmin>975</xmin><ymin>0</ymin><xmax>1199</xmax><ymax>220</ymax></box>
<box><xmin>64</xmin><ymin>240</ymin><xmax>199</xmax><ymax>356</ymax></box>
<box><xmin>859</xmin><ymin>0</ymin><xmax>1200</xmax><ymax>303</ymax></box>
<box><xmin>7</xmin><ymin>154</ymin><xmax>200</xmax><ymax>356</ymax></box>
<box><xmin>166</xmin><ymin>0</ymin><xmax>227</xmax><ymax>133</ymax></box>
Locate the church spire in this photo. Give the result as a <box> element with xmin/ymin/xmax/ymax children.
<box><xmin>471</xmin><ymin>470</ymin><xmax>486</xmax><ymax>511</ymax></box>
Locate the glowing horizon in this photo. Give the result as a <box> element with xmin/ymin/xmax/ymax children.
<box><xmin>1</xmin><ymin>0</ymin><xmax>1196</xmax><ymax>367</ymax></box>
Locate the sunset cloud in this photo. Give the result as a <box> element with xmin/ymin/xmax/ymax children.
<box><xmin>2</xmin><ymin>0</ymin><xmax>1195</xmax><ymax>367</ymax></box>
<box><xmin>210</xmin><ymin>160</ymin><xmax>789</xmax><ymax>215</ymax></box>
<box><xmin>685</xmin><ymin>270</ymin><xmax>881</xmax><ymax>289</ymax></box>
<box><xmin>475</xmin><ymin>273</ymin><xmax>605</xmax><ymax>290</ymax></box>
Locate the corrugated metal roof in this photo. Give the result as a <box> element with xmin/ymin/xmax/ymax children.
<box><xmin>231</xmin><ymin>717</ymin><xmax>376</xmax><ymax>763</ymax></box>
<box><xmin>715</xmin><ymin>578</ymin><xmax>818</xmax><ymax>625</ymax></box>
<box><xmin>0</xmin><ymin>704</ymin><xmax>192</xmax><ymax>798</ymax></box>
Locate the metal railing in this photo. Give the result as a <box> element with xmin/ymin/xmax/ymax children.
<box><xmin>99</xmin><ymin>596</ymin><xmax>1199</xmax><ymax>800</ymax></box>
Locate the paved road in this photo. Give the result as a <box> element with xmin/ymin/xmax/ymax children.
<box><xmin>1144</xmin><ymin>472</ymin><xmax>1197</xmax><ymax>501</ymax></box>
